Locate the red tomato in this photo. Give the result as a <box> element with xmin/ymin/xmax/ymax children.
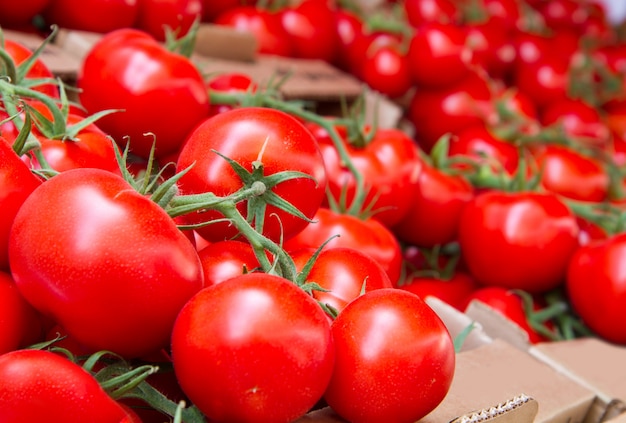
<box><xmin>324</xmin><ymin>288</ymin><xmax>455</xmax><ymax>423</ymax></box>
<box><xmin>26</xmin><ymin>113</ymin><xmax>120</xmax><ymax>174</ymax></box>
<box><xmin>458</xmin><ymin>190</ymin><xmax>580</xmax><ymax>294</ymax></box>
<box><xmin>361</xmin><ymin>40</ymin><xmax>413</xmax><ymax>99</ymax></box>
<box><xmin>0</xmin><ymin>349</ymin><xmax>133</xmax><ymax>422</ymax></box>
<box><xmin>407</xmin><ymin>22</ymin><xmax>471</xmax><ymax>88</ymax></box>
<box><xmin>514</xmin><ymin>54</ymin><xmax>571</xmax><ymax>110</ymax></box>
<box><xmin>279</xmin><ymin>0</ymin><xmax>338</xmax><ymax>63</ymax></box>
<box><xmin>200</xmin><ymin>0</ymin><xmax>242</xmax><ymax>22</ymax></box>
<box><xmin>291</xmin><ymin>247</ymin><xmax>393</xmax><ymax>313</ymax></box>
<box><xmin>0</xmin><ymin>271</ymin><xmax>44</xmax><ymax>354</ymax></box>
<box><xmin>400</xmin><ymin>270</ymin><xmax>478</xmax><ymax>311</ymax></box>
<box><xmin>284</xmin><ymin>207</ymin><xmax>403</xmax><ymax>285</ymax></box>
<box><xmin>175</xmin><ymin>107</ymin><xmax>327</xmax><ymax>244</ymax></box>
<box><xmin>197</xmin><ymin>240</ymin><xmax>261</xmax><ymax>287</ymax></box>
<box><xmin>391</xmin><ymin>162</ymin><xmax>474</xmax><ymax>248</ymax></box>
<box><xmin>77</xmin><ymin>28</ymin><xmax>210</xmax><ymax>160</ymax></box>
<box><xmin>206</xmin><ymin>72</ymin><xmax>258</xmax><ymax>116</ymax></box>
<box><xmin>0</xmin><ymin>137</ymin><xmax>42</xmax><ymax>271</ymax></box>
<box><xmin>43</xmin><ymin>0</ymin><xmax>139</xmax><ymax>33</ymax></box>
<box><xmin>9</xmin><ymin>168</ymin><xmax>204</xmax><ymax>358</ymax></box>
<box><xmin>408</xmin><ymin>70</ymin><xmax>493</xmax><ymax>152</ymax></box>
<box><xmin>307</xmin><ymin>123</ymin><xmax>423</xmax><ymax>228</ymax></box>
<box><xmin>2</xmin><ymin>38</ymin><xmax>59</xmax><ymax>98</ymax></box>
<box><xmin>332</xmin><ymin>8</ymin><xmax>365</xmax><ymax>72</ymax></box>
<box><xmin>171</xmin><ymin>272</ymin><xmax>334</xmax><ymax>423</ymax></box>
<box><xmin>531</xmin><ymin>144</ymin><xmax>610</xmax><ymax>203</ymax></box>
<box><xmin>135</xmin><ymin>0</ymin><xmax>204</xmax><ymax>41</ymax></box>
<box><xmin>567</xmin><ymin>233</ymin><xmax>626</xmax><ymax>344</ymax></box>
<box><xmin>214</xmin><ymin>6</ymin><xmax>293</xmax><ymax>57</ymax></box>
<box><xmin>541</xmin><ymin>98</ymin><xmax>611</xmax><ymax>148</ymax></box>
<box><xmin>462</xmin><ymin>286</ymin><xmax>549</xmax><ymax>344</ymax></box>
<box><xmin>403</xmin><ymin>0</ymin><xmax>459</xmax><ymax>27</ymax></box>
<box><xmin>0</xmin><ymin>0</ymin><xmax>51</xmax><ymax>27</ymax></box>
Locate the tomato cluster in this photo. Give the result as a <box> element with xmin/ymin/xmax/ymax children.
<box><xmin>2</xmin><ymin>0</ymin><xmax>626</xmax><ymax>422</ymax></box>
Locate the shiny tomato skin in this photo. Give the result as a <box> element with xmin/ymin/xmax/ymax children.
<box><xmin>392</xmin><ymin>163</ymin><xmax>474</xmax><ymax>248</ymax></box>
<box><xmin>135</xmin><ymin>0</ymin><xmax>203</xmax><ymax>41</ymax></box>
<box><xmin>400</xmin><ymin>271</ymin><xmax>478</xmax><ymax>311</ymax></box>
<box><xmin>8</xmin><ymin>168</ymin><xmax>204</xmax><ymax>358</ymax></box>
<box><xmin>0</xmin><ymin>138</ymin><xmax>42</xmax><ymax>271</ymax></box>
<box><xmin>0</xmin><ymin>349</ymin><xmax>132</xmax><ymax>422</ymax></box>
<box><xmin>291</xmin><ymin>247</ymin><xmax>393</xmax><ymax>313</ymax></box>
<box><xmin>284</xmin><ymin>207</ymin><xmax>403</xmax><ymax>286</ymax></box>
<box><xmin>0</xmin><ymin>0</ymin><xmax>51</xmax><ymax>27</ymax></box>
<box><xmin>361</xmin><ymin>43</ymin><xmax>413</xmax><ymax>99</ymax></box>
<box><xmin>458</xmin><ymin>190</ymin><xmax>580</xmax><ymax>294</ymax></box>
<box><xmin>0</xmin><ymin>271</ymin><xmax>44</xmax><ymax>354</ymax></box>
<box><xmin>324</xmin><ymin>288</ymin><xmax>455</xmax><ymax>423</ymax></box>
<box><xmin>532</xmin><ymin>144</ymin><xmax>610</xmax><ymax>203</ymax></box>
<box><xmin>176</xmin><ymin>107</ymin><xmax>327</xmax><ymax>244</ymax></box>
<box><xmin>171</xmin><ymin>272</ymin><xmax>334</xmax><ymax>423</ymax></box>
<box><xmin>197</xmin><ymin>240</ymin><xmax>261</xmax><ymax>287</ymax></box>
<box><xmin>567</xmin><ymin>233</ymin><xmax>626</xmax><ymax>344</ymax></box>
<box><xmin>77</xmin><ymin>28</ymin><xmax>210</xmax><ymax>160</ymax></box>
<box><xmin>43</xmin><ymin>0</ymin><xmax>139</xmax><ymax>33</ymax></box>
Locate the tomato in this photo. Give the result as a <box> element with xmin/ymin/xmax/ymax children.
<box><xmin>43</xmin><ymin>0</ymin><xmax>139</xmax><ymax>33</ymax></box>
<box><xmin>307</xmin><ymin>123</ymin><xmax>423</xmax><ymax>228</ymax></box>
<box><xmin>324</xmin><ymin>288</ymin><xmax>455</xmax><ymax>423</ymax></box>
<box><xmin>407</xmin><ymin>69</ymin><xmax>493</xmax><ymax>152</ymax></box>
<box><xmin>279</xmin><ymin>0</ymin><xmax>338</xmax><ymax>63</ymax></box>
<box><xmin>361</xmin><ymin>42</ymin><xmax>413</xmax><ymax>99</ymax></box>
<box><xmin>400</xmin><ymin>270</ymin><xmax>478</xmax><ymax>311</ymax></box>
<box><xmin>531</xmin><ymin>144</ymin><xmax>610</xmax><ymax>203</ymax></box>
<box><xmin>567</xmin><ymin>233</ymin><xmax>626</xmax><ymax>344</ymax></box>
<box><xmin>458</xmin><ymin>190</ymin><xmax>580</xmax><ymax>294</ymax></box>
<box><xmin>77</xmin><ymin>28</ymin><xmax>210</xmax><ymax>160</ymax></box>
<box><xmin>0</xmin><ymin>0</ymin><xmax>51</xmax><ymax>28</ymax></box>
<box><xmin>171</xmin><ymin>272</ymin><xmax>334</xmax><ymax>423</ymax></box>
<box><xmin>135</xmin><ymin>0</ymin><xmax>204</xmax><ymax>41</ymax></box>
<box><xmin>214</xmin><ymin>6</ymin><xmax>293</xmax><ymax>57</ymax></box>
<box><xmin>462</xmin><ymin>286</ymin><xmax>549</xmax><ymax>344</ymax></box>
<box><xmin>197</xmin><ymin>239</ymin><xmax>261</xmax><ymax>287</ymax></box>
<box><xmin>403</xmin><ymin>0</ymin><xmax>459</xmax><ymax>27</ymax></box>
<box><xmin>0</xmin><ymin>349</ymin><xmax>133</xmax><ymax>422</ymax></box>
<box><xmin>291</xmin><ymin>247</ymin><xmax>393</xmax><ymax>313</ymax></box>
<box><xmin>448</xmin><ymin>124</ymin><xmax>520</xmax><ymax>175</ymax></box>
<box><xmin>514</xmin><ymin>54</ymin><xmax>571</xmax><ymax>110</ymax></box>
<box><xmin>284</xmin><ymin>207</ymin><xmax>404</xmax><ymax>285</ymax></box>
<box><xmin>9</xmin><ymin>168</ymin><xmax>204</xmax><ymax>358</ymax></box>
<box><xmin>406</xmin><ymin>22</ymin><xmax>471</xmax><ymax>89</ymax></box>
<box><xmin>332</xmin><ymin>8</ymin><xmax>365</xmax><ymax>72</ymax></box>
<box><xmin>391</xmin><ymin>162</ymin><xmax>474</xmax><ymax>248</ymax></box>
<box><xmin>0</xmin><ymin>271</ymin><xmax>44</xmax><ymax>354</ymax></box>
<box><xmin>200</xmin><ymin>0</ymin><xmax>243</xmax><ymax>22</ymax></box>
<box><xmin>176</xmin><ymin>107</ymin><xmax>327</xmax><ymax>244</ymax></box>
<box><xmin>0</xmin><ymin>137</ymin><xmax>42</xmax><ymax>271</ymax></box>
<box><xmin>26</xmin><ymin>113</ymin><xmax>120</xmax><ymax>174</ymax></box>
<box><xmin>541</xmin><ymin>98</ymin><xmax>611</xmax><ymax>148</ymax></box>
<box><xmin>2</xmin><ymin>38</ymin><xmax>59</xmax><ymax>98</ymax></box>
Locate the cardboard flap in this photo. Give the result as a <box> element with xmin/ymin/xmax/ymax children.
<box><xmin>194</xmin><ymin>23</ymin><xmax>257</xmax><ymax>62</ymax></box>
<box><xmin>465</xmin><ymin>300</ymin><xmax>532</xmax><ymax>351</ymax></box>
<box><xmin>449</xmin><ymin>394</ymin><xmax>539</xmax><ymax>423</ymax></box>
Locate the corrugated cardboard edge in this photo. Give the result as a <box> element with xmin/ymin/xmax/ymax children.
<box><xmin>449</xmin><ymin>394</ymin><xmax>539</xmax><ymax>423</ymax></box>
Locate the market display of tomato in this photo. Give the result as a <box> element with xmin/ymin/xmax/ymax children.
<box><xmin>5</xmin><ymin>0</ymin><xmax>626</xmax><ymax>421</ymax></box>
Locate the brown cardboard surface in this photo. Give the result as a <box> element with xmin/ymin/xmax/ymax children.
<box><xmin>194</xmin><ymin>23</ymin><xmax>257</xmax><ymax>62</ymax></box>
<box><xmin>419</xmin><ymin>339</ymin><xmax>595</xmax><ymax>423</ymax></box>
<box><xmin>465</xmin><ymin>300</ymin><xmax>534</xmax><ymax>351</ymax></box>
<box><xmin>2</xmin><ymin>29</ymin><xmax>80</xmax><ymax>80</ymax></box>
<box><xmin>530</xmin><ymin>338</ymin><xmax>626</xmax><ymax>422</ymax></box>
<box><xmin>606</xmin><ymin>412</ymin><xmax>626</xmax><ymax>422</ymax></box>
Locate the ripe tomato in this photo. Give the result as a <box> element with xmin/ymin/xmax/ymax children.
<box><xmin>567</xmin><ymin>233</ymin><xmax>626</xmax><ymax>344</ymax></box>
<box><xmin>514</xmin><ymin>54</ymin><xmax>570</xmax><ymax>110</ymax></box>
<box><xmin>206</xmin><ymin>72</ymin><xmax>258</xmax><ymax>116</ymax></box>
<box><xmin>2</xmin><ymin>38</ymin><xmax>59</xmax><ymax>98</ymax></box>
<box><xmin>0</xmin><ymin>349</ymin><xmax>134</xmax><ymax>422</ymax></box>
<box><xmin>291</xmin><ymin>246</ymin><xmax>393</xmax><ymax>313</ymax></box>
<box><xmin>284</xmin><ymin>207</ymin><xmax>403</xmax><ymax>285</ymax></box>
<box><xmin>135</xmin><ymin>0</ymin><xmax>204</xmax><ymax>41</ymax></box>
<box><xmin>541</xmin><ymin>98</ymin><xmax>611</xmax><ymax>148</ymax></box>
<box><xmin>176</xmin><ymin>107</ymin><xmax>327</xmax><ymax>244</ymax></box>
<box><xmin>462</xmin><ymin>286</ymin><xmax>549</xmax><ymax>344</ymax></box>
<box><xmin>0</xmin><ymin>0</ymin><xmax>51</xmax><ymax>28</ymax></box>
<box><xmin>0</xmin><ymin>271</ymin><xmax>44</xmax><ymax>354</ymax></box>
<box><xmin>324</xmin><ymin>288</ymin><xmax>455</xmax><ymax>423</ymax></box>
<box><xmin>361</xmin><ymin>42</ymin><xmax>413</xmax><ymax>99</ymax></box>
<box><xmin>197</xmin><ymin>239</ymin><xmax>261</xmax><ymax>287</ymax></box>
<box><xmin>531</xmin><ymin>144</ymin><xmax>610</xmax><ymax>203</ymax></box>
<box><xmin>171</xmin><ymin>272</ymin><xmax>334</xmax><ymax>423</ymax></box>
<box><xmin>78</xmin><ymin>28</ymin><xmax>210</xmax><ymax>160</ymax></box>
<box><xmin>43</xmin><ymin>0</ymin><xmax>139</xmax><ymax>33</ymax></box>
<box><xmin>391</xmin><ymin>161</ymin><xmax>474</xmax><ymax>248</ymax></box>
<box><xmin>9</xmin><ymin>168</ymin><xmax>204</xmax><ymax>358</ymax></box>
<box><xmin>403</xmin><ymin>0</ymin><xmax>459</xmax><ymax>27</ymax></box>
<box><xmin>306</xmin><ymin>123</ymin><xmax>423</xmax><ymax>228</ymax></box>
<box><xmin>0</xmin><ymin>137</ymin><xmax>42</xmax><ymax>271</ymax></box>
<box><xmin>458</xmin><ymin>190</ymin><xmax>580</xmax><ymax>294</ymax></box>
<box><xmin>400</xmin><ymin>270</ymin><xmax>478</xmax><ymax>311</ymax></box>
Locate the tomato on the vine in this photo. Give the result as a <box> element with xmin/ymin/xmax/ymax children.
<box><xmin>9</xmin><ymin>168</ymin><xmax>204</xmax><ymax>358</ymax></box>
<box><xmin>324</xmin><ymin>288</ymin><xmax>455</xmax><ymax>423</ymax></box>
<box><xmin>171</xmin><ymin>272</ymin><xmax>334</xmax><ymax>423</ymax></box>
<box><xmin>43</xmin><ymin>0</ymin><xmax>140</xmax><ymax>33</ymax></box>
